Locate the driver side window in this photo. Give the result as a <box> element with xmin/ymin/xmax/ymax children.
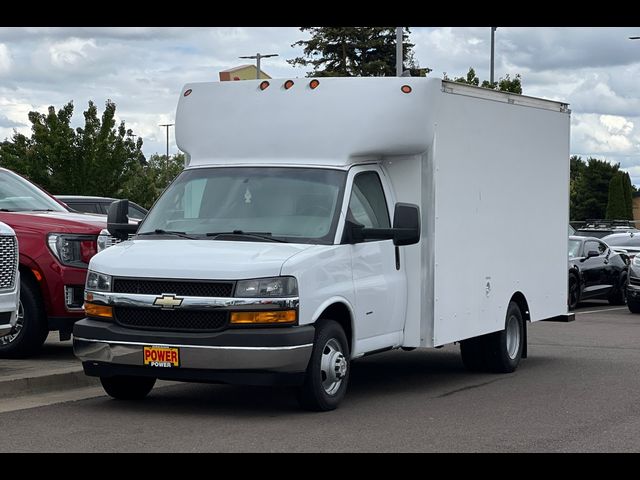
<box><xmin>348</xmin><ymin>171</ymin><xmax>390</xmax><ymax>229</ymax></box>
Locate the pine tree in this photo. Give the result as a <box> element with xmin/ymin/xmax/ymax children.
<box><xmin>288</xmin><ymin>27</ymin><xmax>430</xmax><ymax>77</ymax></box>
<box><xmin>606</xmin><ymin>172</ymin><xmax>627</xmax><ymax>220</ymax></box>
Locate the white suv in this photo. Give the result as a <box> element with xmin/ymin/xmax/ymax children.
<box><xmin>0</xmin><ymin>222</ymin><xmax>19</xmax><ymax>337</ymax></box>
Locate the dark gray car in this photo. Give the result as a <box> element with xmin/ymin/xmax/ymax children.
<box><xmin>55</xmin><ymin>196</ymin><xmax>147</xmax><ymax>220</ymax></box>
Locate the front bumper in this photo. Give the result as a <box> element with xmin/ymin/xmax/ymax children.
<box><xmin>0</xmin><ymin>273</ymin><xmax>20</xmax><ymax>337</ymax></box>
<box><xmin>73</xmin><ymin>319</ymin><xmax>315</xmax><ymax>386</ymax></box>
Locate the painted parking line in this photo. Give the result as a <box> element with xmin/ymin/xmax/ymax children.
<box><xmin>576</xmin><ymin>306</ymin><xmax>628</xmax><ymax>315</ymax></box>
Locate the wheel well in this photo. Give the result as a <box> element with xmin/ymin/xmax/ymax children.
<box><xmin>510</xmin><ymin>292</ymin><xmax>530</xmax><ymax>322</ymax></box>
<box><xmin>317</xmin><ymin>303</ymin><xmax>353</xmax><ymax>352</ymax></box>
<box><xmin>19</xmin><ymin>265</ymin><xmax>38</xmax><ymax>288</ymax></box>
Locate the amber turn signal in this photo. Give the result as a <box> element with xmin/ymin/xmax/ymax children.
<box><xmin>401</xmin><ymin>85</ymin><xmax>412</xmax><ymax>94</ymax></box>
<box><xmin>309</xmin><ymin>79</ymin><xmax>320</xmax><ymax>89</ymax></box>
<box><xmin>259</xmin><ymin>81</ymin><xmax>270</xmax><ymax>91</ymax></box>
<box><xmin>284</xmin><ymin>80</ymin><xmax>295</xmax><ymax>90</ymax></box>
<box><xmin>84</xmin><ymin>303</ymin><xmax>113</xmax><ymax>319</ymax></box>
<box><xmin>230</xmin><ymin>310</ymin><xmax>297</xmax><ymax>324</ymax></box>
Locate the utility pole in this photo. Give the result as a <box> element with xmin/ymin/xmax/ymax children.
<box><xmin>490</xmin><ymin>27</ymin><xmax>498</xmax><ymax>85</ymax></box>
<box><xmin>239</xmin><ymin>53</ymin><xmax>279</xmax><ymax>79</ymax></box>
<box><xmin>159</xmin><ymin>123</ymin><xmax>174</xmax><ymax>172</ymax></box>
<box><xmin>396</xmin><ymin>27</ymin><xmax>403</xmax><ymax>77</ymax></box>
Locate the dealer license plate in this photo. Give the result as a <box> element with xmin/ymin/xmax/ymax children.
<box><xmin>143</xmin><ymin>346</ymin><xmax>180</xmax><ymax>368</ymax></box>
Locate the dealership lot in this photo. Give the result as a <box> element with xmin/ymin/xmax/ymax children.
<box><xmin>0</xmin><ymin>301</ymin><xmax>638</xmax><ymax>452</ymax></box>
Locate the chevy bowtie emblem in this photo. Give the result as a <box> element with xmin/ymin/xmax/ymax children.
<box><xmin>153</xmin><ymin>294</ymin><xmax>184</xmax><ymax>308</ymax></box>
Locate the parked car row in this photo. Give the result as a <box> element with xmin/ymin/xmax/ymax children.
<box><xmin>0</xmin><ymin>167</ymin><xmax>142</xmax><ymax>358</ymax></box>
<box><xmin>56</xmin><ymin>195</ymin><xmax>147</xmax><ymax>220</ymax></box>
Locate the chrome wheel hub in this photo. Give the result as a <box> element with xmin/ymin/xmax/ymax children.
<box><xmin>0</xmin><ymin>299</ymin><xmax>24</xmax><ymax>346</ymax></box>
<box><xmin>506</xmin><ymin>314</ymin><xmax>520</xmax><ymax>360</ymax></box>
<box><xmin>320</xmin><ymin>338</ymin><xmax>347</xmax><ymax>396</ymax></box>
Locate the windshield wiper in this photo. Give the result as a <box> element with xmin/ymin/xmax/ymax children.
<box><xmin>138</xmin><ymin>229</ymin><xmax>199</xmax><ymax>240</ymax></box>
<box><xmin>0</xmin><ymin>208</ymin><xmax>15</xmax><ymax>212</ymax></box>
<box><xmin>30</xmin><ymin>209</ymin><xmax>58</xmax><ymax>212</ymax></box>
<box><xmin>205</xmin><ymin>230</ymin><xmax>287</xmax><ymax>243</ymax></box>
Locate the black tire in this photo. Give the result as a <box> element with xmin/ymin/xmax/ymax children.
<box><xmin>568</xmin><ymin>274</ymin><xmax>579</xmax><ymax>311</ymax></box>
<box><xmin>460</xmin><ymin>336</ymin><xmax>489</xmax><ymax>372</ymax></box>
<box><xmin>627</xmin><ymin>296</ymin><xmax>640</xmax><ymax>313</ymax></box>
<box><xmin>297</xmin><ymin>320</ymin><xmax>350</xmax><ymax>412</ymax></box>
<box><xmin>608</xmin><ymin>273</ymin><xmax>627</xmax><ymax>305</ymax></box>
<box><xmin>101</xmin><ymin>376</ymin><xmax>156</xmax><ymax>400</ymax></box>
<box><xmin>484</xmin><ymin>301</ymin><xmax>525</xmax><ymax>373</ymax></box>
<box><xmin>0</xmin><ymin>274</ymin><xmax>48</xmax><ymax>358</ymax></box>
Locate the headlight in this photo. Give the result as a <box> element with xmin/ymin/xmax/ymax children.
<box><xmin>47</xmin><ymin>234</ymin><xmax>97</xmax><ymax>268</ymax></box>
<box><xmin>633</xmin><ymin>256</ymin><xmax>640</xmax><ymax>267</ymax></box>
<box><xmin>235</xmin><ymin>276</ymin><xmax>298</xmax><ymax>297</ymax></box>
<box><xmin>97</xmin><ymin>229</ymin><xmax>114</xmax><ymax>252</ymax></box>
<box><xmin>86</xmin><ymin>270</ymin><xmax>112</xmax><ymax>292</ymax></box>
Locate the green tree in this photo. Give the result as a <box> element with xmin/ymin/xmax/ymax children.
<box><xmin>606</xmin><ymin>172</ymin><xmax>627</xmax><ymax>219</ymax></box>
<box><xmin>622</xmin><ymin>171</ymin><xmax>634</xmax><ymax>219</ymax></box>
<box><xmin>288</xmin><ymin>27</ymin><xmax>431</xmax><ymax>77</ymax></box>
<box><xmin>120</xmin><ymin>153</ymin><xmax>185</xmax><ymax>209</ymax></box>
<box><xmin>572</xmin><ymin>157</ymin><xmax>620</xmax><ymax>221</ymax></box>
<box><xmin>0</xmin><ymin>100</ymin><xmax>144</xmax><ymax>197</ymax></box>
<box><xmin>446</xmin><ymin>67</ymin><xmax>523</xmax><ymax>94</ymax></box>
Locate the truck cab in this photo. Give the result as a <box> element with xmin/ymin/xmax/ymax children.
<box><xmin>0</xmin><ymin>168</ymin><xmax>106</xmax><ymax>357</ymax></box>
<box><xmin>74</xmin><ymin>77</ymin><xmax>571</xmax><ymax>410</ymax></box>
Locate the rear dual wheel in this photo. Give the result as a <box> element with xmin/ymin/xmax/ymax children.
<box><xmin>460</xmin><ymin>301</ymin><xmax>524</xmax><ymax>373</ymax></box>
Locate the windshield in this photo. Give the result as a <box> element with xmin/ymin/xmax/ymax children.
<box><xmin>139</xmin><ymin>167</ymin><xmax>347</xmax><ymax>244</ymax></box>
<box><xmin>569</xmin><ymin>239</ymin><xmax>582</xmax><ymax>258</ymax></box>
<box><xmin>0</xmin><ymin>169</ymin><xmax>67</xmax><ymax>212</ymax></box>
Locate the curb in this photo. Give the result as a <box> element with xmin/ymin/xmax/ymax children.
<box><xmin>0</xmin><ymin>367</ymin><xmax>100</xmax><ymax>399</ymax></box>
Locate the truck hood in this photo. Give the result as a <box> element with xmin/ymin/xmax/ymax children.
<box><xmin>90</xmin><ymin>238</ymin><xmax>315</xmax><ymax>280</ymax></box>
<box><xmin>0</xmin><ymin>210</ymin><xmax>106</xmax><ymax>234</ymax></box>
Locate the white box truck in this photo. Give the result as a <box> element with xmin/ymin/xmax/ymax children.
<box><xmin>73</xmin><ymin>77</ymin><xmax>572</xmax><ymax>410</ymax></box>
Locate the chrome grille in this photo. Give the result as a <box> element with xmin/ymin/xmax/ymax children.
<box><xmin>629</xmin><ymin>276</ymin><xmax>640</xmax><ymax>287</ymax></box>
<box><xmin>115</xmin><ymin>307</ymin><xmax>228</xmax><ymax>332</ymax></box>
<box><xmin>113</xmin><ymin>278</ymin><xmax>234</xmax><ymax>297</ymax></box>
<box><xmin>0</xmin><ymin>235</ymin><xmax>17</xmax><ymax>290</ymax></box>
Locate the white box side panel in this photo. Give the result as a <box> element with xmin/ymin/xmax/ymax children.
<box><xmin>431</xmin><ymin>91</ymin><xmax>570</xmax><ymax>346</ymax></box>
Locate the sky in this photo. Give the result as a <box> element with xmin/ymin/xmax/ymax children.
<box><xmin>1</xmin><ymin>27</ymin><xmax>640</xmax><ymax>183</ymax></box>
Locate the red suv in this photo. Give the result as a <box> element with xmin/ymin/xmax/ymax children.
<box><xmin>0</xmin><ymin>168</ymin><xmax>106</xmax><ymax>357</ymax></box>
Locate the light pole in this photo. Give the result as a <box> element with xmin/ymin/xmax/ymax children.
<box><xmin>490</xmin><ymin>27</ymin><xmax>498</xmax><ymax>85</ymax></box>
<box><xmin>159</xmin><ymin>123</ymin><xmax>174</xmax><ymax>171</ymax></box>
<box><xmin>396</xmin><ymin>27</ymin><xmax>403</xmax><ymax>77</ymax></box>
<box><xmin>239</xmin><ymin>53</ymin><xmax>279</xmax><ymax>80</ymax></box>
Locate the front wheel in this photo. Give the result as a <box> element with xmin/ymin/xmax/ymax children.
<box><xmin>568</xmin><ymin>274</ymin><xmax>579</xmax><ymax>311</ymax></box>
<box><xmin>0</xmin><ymin>275</ymin><xmax>48</xmax><ymax>358</ymax></box>
<box><xmin>297</xmin><ymin>320</ymin><xmax>350</xmax><ymax>411</ymax></box>
<box><xmin>101</xmin><ymin>376</ymin><xmax>156</xmax><ymax>400</ymax></box>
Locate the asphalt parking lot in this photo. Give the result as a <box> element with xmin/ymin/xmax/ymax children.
<box><xmin>1</xmin><ymin>300</ymin><xmax>639</xmax><ymax>452</ymax></box>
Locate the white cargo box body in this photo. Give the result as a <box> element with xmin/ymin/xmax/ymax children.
<box><xmin>176</xmin><ymin>77</ymin><xmax>570</xmax><ymax>348</ymax></box>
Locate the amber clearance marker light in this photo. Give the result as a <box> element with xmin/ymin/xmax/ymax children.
<box><xmin>401</xmin><ymin>85</ymin><xmax>412</xmax><ymax>94</ymax></box>
<box><xmin>84</xmin><ymin>303</ymin><xmax>113</xmax><ymax>319</ymax></box>
<box><xmin>284</xmin><ymin>80</ymin><xmax>295</xmax><ymax>90</ymax></box>
<box><xmin>230</xmin><ymin>310</ymin><xmax>296</xmax><ymax>324</ymax></box>
<box><xmin>309</xmin><ymin>79</ymin><xmax>320</xmax><ymax>90</ymax></box>
<box><xmin>259</xmin><ymin>81</ymin><xmax>270</xmax><ymax>91</ymax></box>
<box><xmin>184</xmin><ymin>89</ymin><xmax>192</xmax><ymax>97</ymax></box>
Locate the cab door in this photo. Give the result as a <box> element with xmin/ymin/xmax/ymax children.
<box><xmin>345</xmin><ymin>167</ymin><xmax>407</xmax><ymax>343</ymax></box>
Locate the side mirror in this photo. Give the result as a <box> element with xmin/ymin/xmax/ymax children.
<box><xmin>586</xmin><ymin>250</ymin><xmax>600</xmax><ymax>259</ymax></box>
<box><xmin>343</xmin><ymin>202</ymin><xmax>421</xmax><ymax>246</ymax></box>
<box><xmin>392</xmin><ymin>203</ymin><xmax>420</xmax><ymax>246</ymax></box>
<box><xmin>107</xmin><ymin>200</ymin><xmax>138</xmax><ymax>241</ymax></box>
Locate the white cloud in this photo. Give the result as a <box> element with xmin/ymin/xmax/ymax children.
<box><xmin>0</xmin><ymin>43</ymin><xmax>11</xmax><ymax>75</ymax></box>
<box><xmin>1</xmin><ymin>27</ymin><xmax>640</xmax><ymax>184</ymax></box>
